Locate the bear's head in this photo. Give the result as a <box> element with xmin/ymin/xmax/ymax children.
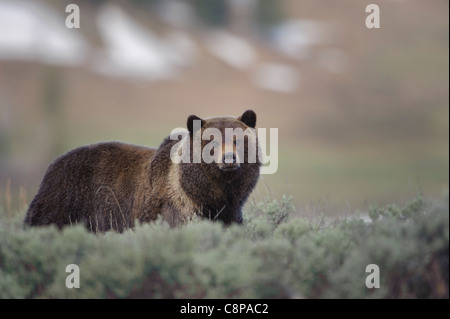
<box><xmin>185</xmin><ymin>110</ymin><xmax>261</xmax><ymax>181</ymax></box>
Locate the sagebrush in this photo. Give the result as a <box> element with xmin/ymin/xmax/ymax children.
<box><xmin>0</xmin><ymin>193</ymin><xmax>448</xmax><ymax>298</ymax></box>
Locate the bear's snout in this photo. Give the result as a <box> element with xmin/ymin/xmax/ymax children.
<box><xmin>223</xmin><ymin>152</ymin><xmax>237</xmax><ymax>164</ymax></box>
<box><xmin>220</xmin><ymin>152</ymin><xmax>240</xmax><ymax>171</ymax></box>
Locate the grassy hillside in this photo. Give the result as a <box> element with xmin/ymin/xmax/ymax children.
<box><xmin>1</xmin><ymin>0</ymin><xmax>448</xmax><ymax>212</ymax></box>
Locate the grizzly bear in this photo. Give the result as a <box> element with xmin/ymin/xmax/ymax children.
<box><xmin>24</xmin><ymin>110</ymin><xmax>261</xmax><ymax>232</ymax></box>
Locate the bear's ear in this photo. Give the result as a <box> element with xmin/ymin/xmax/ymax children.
<box><xmin>187</xmin><ymin>115</ymin><xmax>204</xmax><ymax>135</ymax></box>
<box><xmin>238</xmin><ymin>110</ymin><xmax>256</xmax><ymax>128</ymax></box>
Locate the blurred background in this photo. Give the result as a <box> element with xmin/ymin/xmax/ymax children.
<box><xmin>0</xmin><ymin>0</ymin><xmax>448</xmax><ymax>216</ymax></box>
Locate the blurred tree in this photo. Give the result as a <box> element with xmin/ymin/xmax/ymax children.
<box><xmin>256</xmin><ymin>0</ymin><xmax>284</xmax><ymax>30</ymax></box>
<box><xmin>41</xmin><ymin>67</ymin><xmax>67</xmax><ymax>157</ymax></box>
<box><xmin>74</xmin><ymin>0</ymin><xmax>285</xmax><ymax>33</ymax></box>
<box><xmin>194</xmin><ymin>0</ymin><xmax>229</xmax><ymax>27</ymax></box>
<box><xmin>192</xmin><ymin>0</ymin><xmax>284</xmax><ymax>33</ymax></box>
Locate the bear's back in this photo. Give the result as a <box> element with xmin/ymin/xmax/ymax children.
<box><xmin>24</xmin><ymin>142</ymin><xmax>157</xmax><ymax>231</ymax></box>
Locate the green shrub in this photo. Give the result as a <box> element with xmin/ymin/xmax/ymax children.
<box><xmin>244</xmin><ymin>195</ymin><xmax>295</xmax><ymax>239</ymax></box>
<box><xmin>0</xmin><ymin>194</ymin><xmax>448</xmax><ymax>298</ymax></box>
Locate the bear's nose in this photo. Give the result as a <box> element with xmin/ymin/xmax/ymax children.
<box><xmin>223</xmin><ymin>152</ymin><xmax>237</xmax><ymax>164</ymax></box>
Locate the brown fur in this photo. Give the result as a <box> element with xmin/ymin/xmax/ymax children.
<box><xmin>24</xmin><ymin>110</ymin><xmax>261</xmax><ymax>232</ymax></box>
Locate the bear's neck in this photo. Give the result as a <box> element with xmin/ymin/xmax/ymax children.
<box><xmin>178</xmin><ymin>162</ymin><xmax>244</xmax><ymax>220</ymax></box>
